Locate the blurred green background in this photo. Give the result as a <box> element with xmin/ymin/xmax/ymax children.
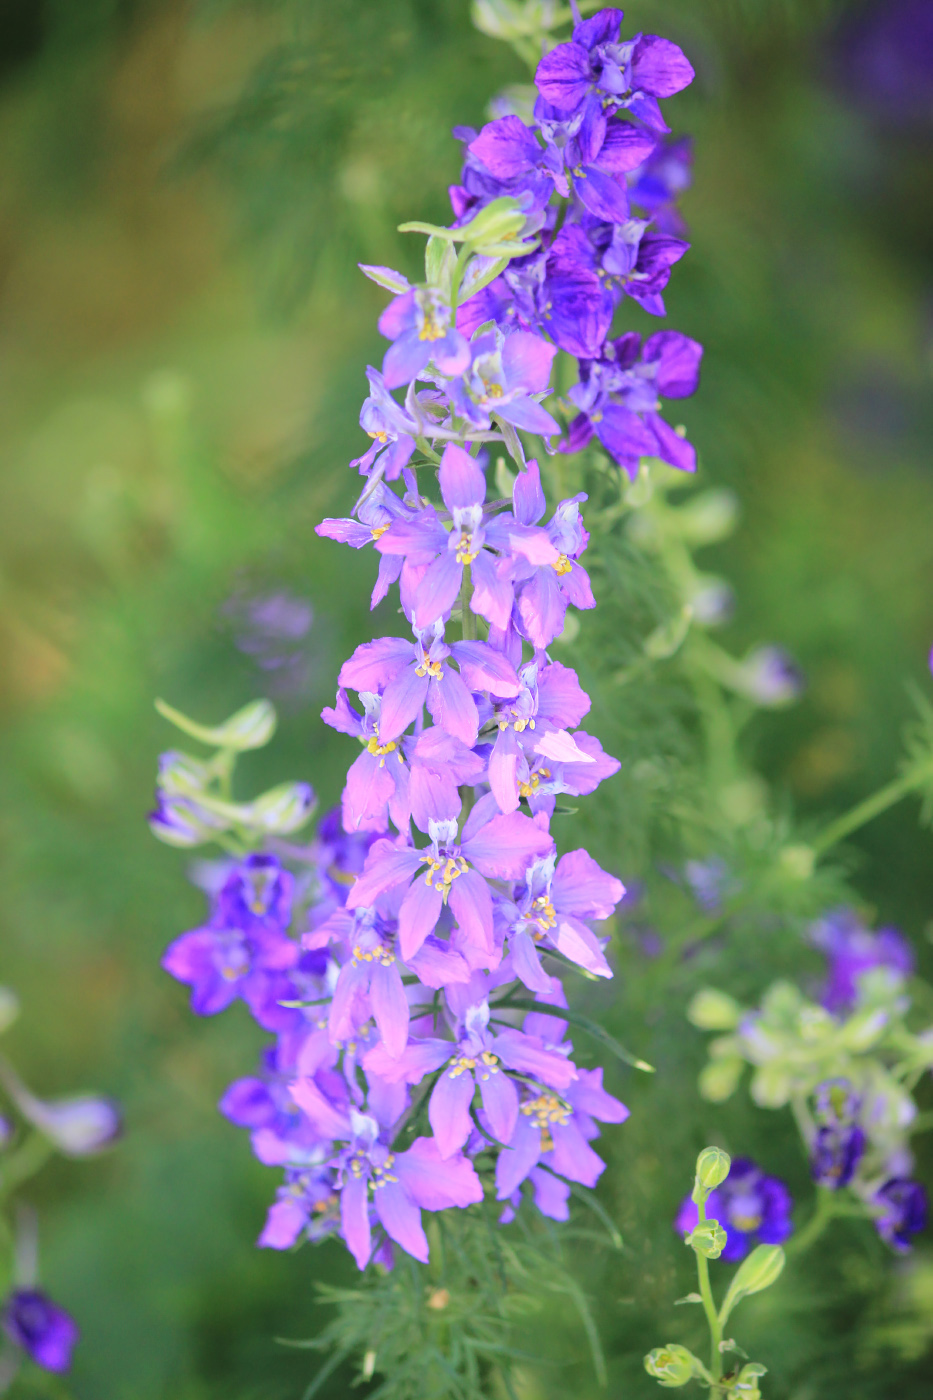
<box><xmin>1</xmin><ymin>1</ymin><xmax>932</xmax><ymax>1396</ymax></box>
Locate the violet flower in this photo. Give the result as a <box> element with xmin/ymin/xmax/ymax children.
<box><xmin>346</xmin><ymin>805</ymin><xmax>553</xmax><ymax>964</ymax></box>
<box><xmin>2</xmin><ymin>1290</ymin><xmax>79</xmax><ymax>1373</ymax></box>
<box><xmin>509</xmin><ymin>460</ymin><xmax>596</xmax><ymax>647</ymax></box>
<box><xmin>534</xmin><ymin>9</ymin><xmax>695</xmax><ymax>133</ymax></box>
<box><xmin>874</xmin><ymin>1178</ymin><xmax>927</xmax><ymax>1252</ymax></box>
<box><xmin>378</xmin><ymin>287</ymin><xmax>471</xmax><ymax>389</ymax></box>
<box><xmin>501</xmin><ymin>847</ymin><xmax>624</xmax><ymax>990</ymax></box>
<box><xmin>448</xmin><ymin>328</ymin><xmax>561</xmax><ymax>436</ymax></box>
<box><xmin>563</xmin><ymin>329</ymin><xmax>703</xmax><ymax>478</ymax></box>
<box><xmin>350</xmin><ymin>367</ymin><xmax>419</xmax><ymax>479</ymax></box>
<box><xmin>809</xmin><ymin>908</ymin><xmax>914</xmax><ymax>1014</ymax></box>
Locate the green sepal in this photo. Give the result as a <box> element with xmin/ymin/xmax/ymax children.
<box><xmin>155</xmin><ymin>698</ymin><xmax>277</xmax><ymax>752</ymax></box>
<box><xmin>718</xmin><ymin>1245</ymin><xmax>785</xmax><ymax>1327</ymax></box>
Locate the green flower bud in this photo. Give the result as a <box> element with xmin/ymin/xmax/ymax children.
<box><xmin>688</xmin><ymin>989</ymin><xmax>742</xmax><ymax>1031</ymax></box>
<box><xmin>699</xmin><ymin>1056</ymin><xmax>744</xmax><ymax>1103</ymax></box>
<box><xmin>644</xmin><ymin>1345</ymin><xmax>697</xmax><ymax>1387</ymax></box>
<box><xmin>457</xmin><ymin>197</ymin><xmax>527</xmax><ymax>247</ymax></box>
<box><xmin>692</xmin><ymin>1147</ymin><xmax>731</xmax><ymax>1201</ymax></box>
<box><xmin>0</xmin><ymin>988</ymin><xmax>20</xmax><ymax>1036</ymax></box>
<box><xmin>719</xmin><ymin>1246</ymin><xmax>785</xmax><ymax>1326</ymax></box>
<box><xmin>671</xmin><ymin>488</ymin><xmax>739</xmax><ymax>546</ymax></box>
<box><xmin>687</xmin><ymin>1220</ymin><xmax>728</xmax><ymax>1259</ymax></box>
<box><xmin>727</xmin><ymin>1362</ymin><xmax>767</xmax><ymax>1399</ymax></box>
<box><xmin>155</xmin><ymin>697</ymin><xmax>277</xmax><ymax>753</ymax></box>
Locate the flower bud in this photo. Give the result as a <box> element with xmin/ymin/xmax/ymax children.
<box><xmin>698</xmin><ymin>1056</ymin><xmax>744</xmax><ymax>1103</ymax></box>
<box><xmin>155</xmin><ymin>697</ymin><xmax>277</xmax><ymax>752</ymax></box>
<box><xmin>0</xmin><ymin>987</ymin><xmax>20</xmax><ymax>1036</ymax></box>
<box><xmin>719</xmin><ymin>1246</ymin><xmax>785</xmax><ymax>1325</ymax></box>
<box><xmin>672</xmin><ymin>488</ymin><xmax>739</xmax><ymax>546</ymax></box>
<box><xmin>457</xmin><ymin>197</ymin><xmax>527</xmax><ymax>248</ymax></box>
<box><xmin>728</xmin><ymin>1362</ymin><xmax>767</xmax><ymax>1399</ymax></box>
<box><xmin>644</xmin><ymin>1344</ymin><xmax>697</xmax><ymax>1387</ymax></box>
<box><xmin>247</xmin><ymin>782</ymin><xmax>316</xmax><ymax>835</ymax></box>
<box><xmin>686</xmin><ymin>1219</ymin><xmax>728</xmax><ymax>1258</ymax></box>
<box><xmin>693</xmin><ymin>1147</ymin><xmax>731</xmax><ymax>1200</ymax></box>
<box><xmin>19</xmin><ymin>1093</ymin><xmax>122</xmax><ymax>1157</ymax></box>
<box><xmin>688</xmin><ymin>989</ymin><xmax>741</xmax><ymax>1031</ymax></box>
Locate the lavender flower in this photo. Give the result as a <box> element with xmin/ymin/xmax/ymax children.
<box><xmin>809</xmin><ymin>909</ymin><xmax>914</xmax><ymax>1013</ymax></box>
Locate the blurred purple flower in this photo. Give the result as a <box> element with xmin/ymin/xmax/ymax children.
<box><xmin>676</xmin><ymin>1157</ymin><xmax>793</xmax><ymax>1262</ymax></box>
<box><xmin>809</xmin><ymin>908</ymin><xmax>914</xmax><ymax>1014</ymax></box>
<box><xmin>3</xmin><ymin>1291</ymin><xmax>79</xmax><ymax>1373</ymax></box>
<box><xmin>874</xmin><ymin>1178</ymin><xmax>927</xmax><ymax>1251</ymax></box>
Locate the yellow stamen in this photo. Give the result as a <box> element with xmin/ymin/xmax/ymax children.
<box><xmin>553</xmin><ymin>554</ymin><xmax>572</xmax><ymax>576</ymax></box>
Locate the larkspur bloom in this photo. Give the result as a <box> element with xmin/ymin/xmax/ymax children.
<box><xmin>873</xmin><ymin>1177</ymin><xmax>927</xmax><ymax>1252</ymax></box>
<box><xmin>152</xmin><ymin>0</ymin><xmax>703</xmax><ymax>1277</ymax></box>
<box><xmin>2</xmin><ymin>1291</ymin><xmax>79</xmax><ymax>1374</ymax></box>
<box><xmin>562</xmin><ymin>329</ymin><xmax>703</xmax><ymax>477</ymax></box>
<box><xmin>676</xmin><ymin>1158</ymin><xmax>793</xmax><ymax>1262</ymax></box>
<box><xmin>811</xmin><ymin>1078</ymin><xmax>866</xmax><ymax>1189</ymax></box>
<box><xmin>809</xmin><ymin>909</ymin><xmax>914</xmax><ymax>1014</ymax></box>
<box><xmin>534</xmin><ymin>9</ymin><xmax>695</xmax><ymax>132</ymax></box>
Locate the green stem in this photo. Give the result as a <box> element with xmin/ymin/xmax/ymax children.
<box><xmin>0</xmin><ymin>1134</ymin><xmax>54</xmax><ymax>1202</ymax></box>
<box><xmin>460</xmin><ymin>563</ymin><xmax>476</xmax><ymax>643</ymax></box>
<box><xmin>811</xmin><ymin>760</ymin><xmax>933</xmax><ymax>856</ymax></box>
<box><xmin>785</xmin><ymin>1187</ymin><xmax>837</xmax><ymax>1256</ymax></box>
<box><xmin>695</xmin><ymin>1198</ymin><xmax>723</xmax><ymax>1383</ymax></box>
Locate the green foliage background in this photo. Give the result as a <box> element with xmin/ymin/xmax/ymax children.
<box><xmin>0</xmin><ymin>0</ymin><xmax>932</xmax><ymax>1395</ymax></box>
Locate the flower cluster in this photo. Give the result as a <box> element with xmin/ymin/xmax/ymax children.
<box><xmin>689</xmin><ymin>909</ymin><xmax>929</xmax><ymax>1253</ymax></box>
<box><xmin>0</xmin><ymin>987</ymin><xmax>120</xmax><ymax>1380</ymax></box>
<box><xmin>151</xmin><ymin>6</ymin><xmax>702</xmax><ymax>1274</ymax></box>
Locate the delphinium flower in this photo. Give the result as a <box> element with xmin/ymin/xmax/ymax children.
<box><xmin>675</xmin><ymin>1158</ymin><xmax>793</xmax><ymax>1262</ymax></box>
<box><xmin>152</xmin><ymin>4</ymin><xmax>703</xmax><ymax>1276</ymax></box>
<box><xmin>810</xmin><ymin>1080</ymin><xmax>866</xmax><ymax>1189</ymax></box>
<box><xmin>0</xmin><ymin>987</ymin><xmax>117</xmax><ymax>1382</ymax></box>
<box><xmin>809</xmin><ymin>907</ymin><xmax>914</xmax><ymax>1014</ymax></box>
<box><xmin>873</xmin><ymin>1178</ymin><xmax>928</xmax><ymax>1252</ymax></box>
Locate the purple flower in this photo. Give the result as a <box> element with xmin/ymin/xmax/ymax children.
<box><xmin>628</xmin><ymin>134</ymin><xmax>693</xmax><ymax>235</ymax></box>
<box><xmin>675</xmin><ymin>1158</ymin><xmax>793</xmax><ymax>1262</ymax></box>
<box><xmin>577</xmin><ymin>216</ymin><xmax>691</xmax><ymax>318</ymax></box>
<box><xmin>322</xmin><ymin>689</ymin><xmax>411</xmax><ymax>834</ymax></box>
<box><xmin>448</xmin><ymin>328</ymin><xmax>560</xmax><ymax>435</ymax></box>
<box><xmin>379</xmin><ymin>287</ymin><xmax>471</xmax><ymax>389</ymax></box>
<box><xmin>316</xmin><ymin>478</ymin><xmax>421</xmax><ymax>609</ymax></box>
<box><xmin>375</xmin><ymin>444</ymin><xmax>559</xmax><ymax>633</ymax></box>
<box><xmin>350</xmin><ymin>367</ymin><xmax>419</xmax><ymax>479</ymax></box>
<box><xmin>3</xmin><ymin>1290</ymin><xmax>79</xmax><ymax>1373</ymax></box>
<box><xmin>162</xmin><ymin>854</ymin><xmax>300</xmax><ymax>1028</ymax></box>
<box><xmin>874</xmin><ymin>1178</ymin><xmax>927</xmax><ymax>1252</ymax></box>
<box><xmin>563</xmin><ymin>330</ymin><xmax>703</xmax><ymax>478</ymax></box>
<box><xmin>509</xmin><ymin>460</ymin><xmax>595</xmax><ymax>647</ymax></box>
<box><xmin>337</xmin><ymin>621</ymin><xmax>521</xmax><ymax>750</ymax></box>
<box><xmin>501</xmin><ymin>847</ymin><xmax>623</xmax><ymax>989</ymax></box>
<box><xmin>812</xmin><ymin>1123</ymin><xmax>866</xmax><ymax>1189</ymax></box>
<box><xmin>494</xmin><ymin>994</ymin><xmax>627</xmax><ymax>1199</ymax></box>
<box><xmin>534</xmin><ymin>10</ymin><xmax>694</xmax><ymax>132</ymax></box>
<box><xmin>285</xmin><ymin>1098</ymin><xmax>482</xmax><ymax>1269</ymax></box>
<box><xmin>365</xmin><ymin>997</ymin><xmax>578</xmax><ymax>1157</ymax></box>
<box><xmin>809</xmin><ymin>909</ymin><xmax>914</xmax><ymax>1014</ymax></box>
<box><xmin>258</xmin><ymin>1166</ymin><xmax>341</xmax><ymax>1249</ymax></box>
<box><xmin>322</xmin><ymin>902</ymin><xmax>412</xmax><ymax>1059</ymax></box>
<box><xmin>346</xmin><ymin>804</ymin><xmax>554</xmax><ymax>964</ymax></box>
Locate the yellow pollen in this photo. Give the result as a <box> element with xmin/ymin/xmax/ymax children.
<box><xmin>370</xmin><ymin>523</ymin><xmax>390</xmax><ymax>541</ymax></box>
<box><xmin>553</xmin><ymin>554</ymin><xmax>572</xmax><ymax>576</ymax></box>
<box><xmin>448</xmin><ymin>1054</ymin><xmax>476</xmax><ymax>1077</ymax></box>
<box><xmin>352</xmin><ymin>943</ymin><xmax>395</xmax><ymax>967</ymax></box>
<box><xmin>424</xmin><ymin>854</ymin><xmax>469</xmax><ymax>902</ymax></box>
<box><xmin>518</xmin><ymin>767</ymin><xmax>551</xmax><ymax>799</ymax></box>
<box><xmin>415</xmin><ymin>659</ymin><xmax>444</xmax><ymax>679</ymax></box>
<box><xmin>418</xmin><ymin>312</ymin><xmax>445</xmax><ymax>342</ymax></box>
<box><xmin>531</xmin><ymin>896</ymin><xmax>556</xmax><ymax>930</ymax></box>
<box><xmin>482</xmin><ymin>380</ymin><xmax>504</xmax><ymax>399</ymax></box>
<box><xmin>367</xmin><ymin>430</ymin><xmax>389</xmax><ymax>444</ymax></box>
<box><xmin>366</xmin><ymin>734</ymin><xmax>398</xmax><ymax>758</ymax></box>
<box><xmin>731</xmin><ymin>1212</ymin><xmax>762</xmax><ymax>1233</ymax></box>
<box><xmin>455</xmin><ymin>531</ymin><xmax>479</xmax><ymax>565</ymax></box>
<box><xmin>521</xmin><ymin>1093</ymin><xmax>571</xmax><ymax>1149</ymax></box>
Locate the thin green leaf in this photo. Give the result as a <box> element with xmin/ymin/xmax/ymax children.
<box><xmin>493</xmin><ymin>998</ymin><xmax>655</xmax><ymax>1072</ymax></box>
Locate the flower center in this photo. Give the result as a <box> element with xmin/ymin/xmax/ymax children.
<box><xmin>352</xmin><ymin>943</ymin><xmax>395</xmax><ymax>967</ymax></box>
<box><xmin>370</xmin><ymin>523</ymin><xmax>390</xmax><ymax>541</ymax></box>
<box><xmin>530</xmin><ymin>895</ymin><xmax>557</xmax><ymax>933</ymax></box>
<box><xmin>425</xmin><ymin>854</ymin><xmax>469</xmax><ymax>901</ymax></box>
<box><xmin>518</xmin><ymin>767</ymin><xmax>550</xmax><ymax>798</ymax></box>
<box><xmin>455</xmin><ymin>530</ymin><xmax>480</xmax><ymax>565</ymax></box>
<box><xmin>553</xmin><ymin>553</ymin><xmax>572</xmax><ymax>576</ymax></box>
<box><xmin>371</xmin><ymin>1153</ymin><xmax>398</xmax><ymax>1189</ymax></box>
<box><xmin>366</xmin><ymin>732</ymin><xmax>398</xmax><ymax>761</ymax></box>
<box><xmin>418</xmin><ymin>309</ymin><xmax>446</xmax><ymax>342</ymax></box>
<box><xmin>367</xmin><ymin>430</ymin><xmax>389</xmax><ymax>444</ymax></box>
<box><xmin>415</xmin><ymin>658</ymin><xmax>444</xmax><ymax>679</ymax></box>
<box><xmin>731</xmin><ymin>1211</ymin><xmax>762</xmax><ymax>1233</ymax></box>
<box><xmin>521</xmin><ymin>1093</ymin><xmax>571</xmax><ymax>1151</ymax></box>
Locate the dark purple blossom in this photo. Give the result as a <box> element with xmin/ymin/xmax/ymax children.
<box><xmin>812</xmin><ymin>1123</ymin><xmax>865</xmax><ymax>1189</ymax></box>
<box><xmin>3</xmin><ymin>1291</ymin><xmax>79</xmax><ymax>1373</ymax></box>
<box><xmin>534</xmin><ymin>10</ymin><xmax>694</xmax><ymax>132</ymax></box>
<box><xmin>676</xmin><ymin>1158</ymin><xmax>793</xmax><ymax>1262</ymax></box>
<box><xmin>562</xmin><ymin>329</ymin><xmax>703</xmax><ymax>477</ymax></box>
<box><xmin>628</xmin><ymin>134</ymin><xmax>693</xmax><ymax>234</ymax></box>
<box><xmin>509</xmin><ymin>460</ymin><xmax>596</xmax><ymax>647</ymax></box>
<box><xmin>874</xmin><ymin>1178</ymin><xmax>927</xmax><ymax>1252</ymax></box>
